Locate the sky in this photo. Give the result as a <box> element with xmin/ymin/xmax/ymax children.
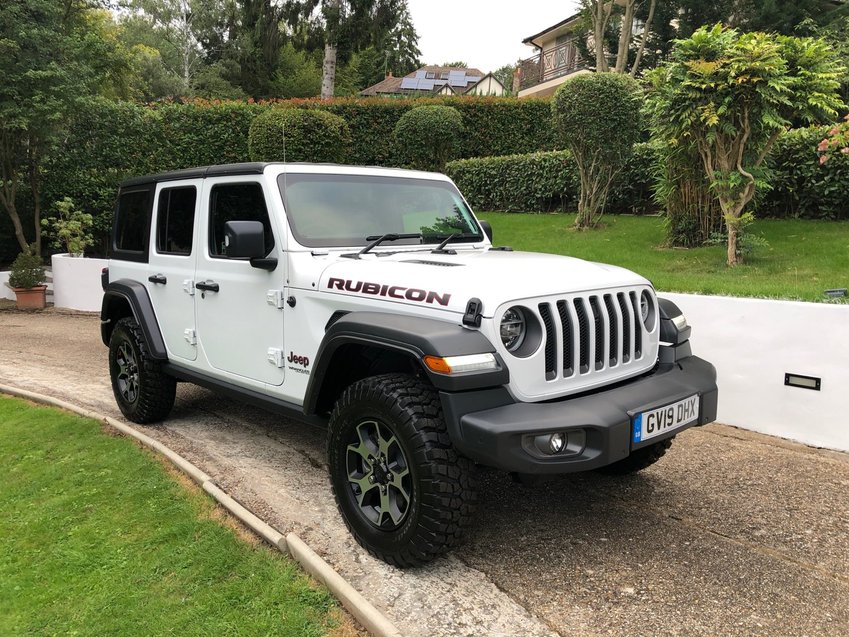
<box><xmin>406</xmin><ymin>0</ymin><xmax>581</xmax><ymax>73</ymax></box>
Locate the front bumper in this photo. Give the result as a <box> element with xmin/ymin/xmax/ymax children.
<box><xmin>440</xmin><ymin>355</ymin><xmax>718</xmax><ymax>474</ymax></box>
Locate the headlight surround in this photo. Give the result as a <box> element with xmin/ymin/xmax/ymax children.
<box><xmin>500</xmin><ymin>306</ymin><xmax>527</xmax><ymax>352</ymax></box>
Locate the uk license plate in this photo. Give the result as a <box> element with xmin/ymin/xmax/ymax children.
<box><xmin>633</xmin><ymin>395</ymin><xmax>700</xmax><ymax>444</ymax></box>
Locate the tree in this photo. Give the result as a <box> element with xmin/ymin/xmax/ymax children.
<box><xmin>0</xmin><ymin>0</ymin><xmax>127</xmax><ymax>254</ymax></box>
<box><xmin>579</xmin><ymin>0</ymin><xmax>657</xmax><ymax>76</ymax></box>
<box><xmin>552</xmin><ymin>73</ymin><xmax>642</xmax><ymax>229</ymax></box>
<box><xmin>645</xmin><ymin>25</ymin><xmax>845</xmax><ymax>266</ymax></box>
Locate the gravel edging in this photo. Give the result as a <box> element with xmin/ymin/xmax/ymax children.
<box><xmin>0</xmin><ymin>382</ymin><xmax>402</xmax><ymax>637</ymax></box>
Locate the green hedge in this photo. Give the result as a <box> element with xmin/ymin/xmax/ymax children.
<box><xmin>446</xmin><ymin>143</ymin><xmax>659</xmax><ymax>214</ymax></box>
<box><xmin>759</xmin><ymin>125</ymin><xmax>849</xmax><ymax>219</ymax></box>
<box><xmin>248</xmin><ymin>108</ymin><xmax>351</xmax><ymax>163</ymax></box>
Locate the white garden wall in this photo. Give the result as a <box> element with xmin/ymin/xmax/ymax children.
<box><xmin>663</xmin><ymin>292</ymin><xmax>849</xmax><ymax>452</ymax></box>
<box><xmin>51</xmin><ymin>254</ymin><xmax>108</xmax><ymax>311</ymax></box>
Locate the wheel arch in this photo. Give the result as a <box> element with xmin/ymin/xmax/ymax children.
<box><xmin>101</xmin><ymin>279</ymin><xmax>168</xmax><ymax>360</ymax></box>
<box><xmin>304</xmin><ymin>311</ymin><xmax>508</xmax><ymax>416</ymax></box>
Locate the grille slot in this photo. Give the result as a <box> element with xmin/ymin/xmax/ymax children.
<box><xmin>618</xmin><ymin>292</ymin><xmax>631</xmax><ymax>363</ymax></box>
<box><xmin>573</xmin><ymin>299</ymin><xmax>591</xmax><ymax>374</ymax></box>
<box><xmin>630</xmin><ymin>291</ymin><xmax>642</xmax><ymax>358</ymax></box>
<box><xmin>556</xmin><ymin>300</ymin><xmax>574</xmax><ymax>377</ymax></box>
<box><xmin>603</xmin><ymin>294</ymin><xmax>619</xmax><ymax>366</ymax></box>
<box><xmin>539</xmin><ymin>303</ymin><xmax>556</xmax><ymax>380</ymax></box>
<box><xmin>589</xmin><ymin>296</ymin><xmax>605</xmax><ymax>370</ymax></box>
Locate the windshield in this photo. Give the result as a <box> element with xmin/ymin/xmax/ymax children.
<box><xmin>277</xmin><ymin>173</ymin><xmax>483</xmax><ymax>248</ymax></box>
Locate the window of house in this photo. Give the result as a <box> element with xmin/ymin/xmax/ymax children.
<box><xmin>425</xmin><ymin>71</ymin><xmax>436</xmax><ymax>79</ymax></box>
<box><xmin>114</xmin><ymin>189</ymin><xmax>151</xmax><ymax>253</ymax></box>
<box><xmin>208</xmin><ymin>183</ymin><xmax>274</xmax><ymax>258</ymax></box>
<box><xmin>440</xmin><ymin>72</ymin><xmax>449</xmax><ymax>80</ymax></box>
<box><xmin>156</xmin><ymin>186</ymin><xmax>197</xmax><ymax>255</ymax></box>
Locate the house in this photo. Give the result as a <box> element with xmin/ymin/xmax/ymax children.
<box><xmin>360</xmin><ymin>66</ymin><xmax>508</xmax><ymax>98</ymax></box>
<box><xmin>516</xmin><ymin>13</ymin><xmax>590</xmax><ymax>99</ymax></box>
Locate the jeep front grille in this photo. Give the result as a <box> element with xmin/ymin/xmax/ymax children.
<box><xmin>538</xmin><ymin>290</ymin><xmax>650</xmax><ymax>382</ymax></box>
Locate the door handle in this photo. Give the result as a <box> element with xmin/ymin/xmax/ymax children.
<box><xmin>148</xmin><ymin>274</ymin><xmax>167</xmax><ymax>285</ymax></box>
<box><xmin>195</xmin><ymin>280</ymin><xmax>219</xmax><ymax>293</ymax></box>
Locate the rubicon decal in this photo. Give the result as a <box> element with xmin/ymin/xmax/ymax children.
<box><xmin>328</xmin><ymin>277</ymin><xmax>451</xmax><ymax>306</ymax></box>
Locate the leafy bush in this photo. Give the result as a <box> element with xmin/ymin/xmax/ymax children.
<box><xmin>553</xmin><ymin>73</ymin><xmax>642</xmax><ymax>228</ymax></box>
<box><xmin>41</xmin><ymin>197</ymin><xmax>93</xmax><ymax>256</ymax></box>
<box><xmin>9</xmin><ymin>246</ymin><xmax>45</xmax><ymax>289</ymax></box>
<box><xmin>759</xmin><ymin>125</ymin><xmax>849</xmax><ymax>219</ymax></box>
<box><xmin>393</xmin><ymin>105</ymin><xmax>464</xmax><ymax>171</ymax></box>
<box><xmin>248</xmin><ymin>108</ymin><xmax>352</xmax><ymax>163</ymax></box>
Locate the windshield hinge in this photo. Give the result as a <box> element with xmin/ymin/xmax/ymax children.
<box><xmin>463</xmin><ymin>297</ymin><xmax>483</xmax><ymax>328</ymax></box>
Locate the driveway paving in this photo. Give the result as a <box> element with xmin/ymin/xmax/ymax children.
<box><xmin>1</xmin><ymin>308</ymin><xmax>847</xmax><ymax>636</ymax></box>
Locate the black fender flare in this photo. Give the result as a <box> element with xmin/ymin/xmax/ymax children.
<box><xmin>100</xmin><ymin>279</ymin><xmax>168</xmax><ymax>360</ymax></box>
<box><xmin>657</xmin><ymin>297</ymin><xmax>692</xmax><ymax>344</ymax></box>
<box><xmin>303</xmin><ymin>311</ymin><xmax>508</xmax><ymax>415</ymax></box>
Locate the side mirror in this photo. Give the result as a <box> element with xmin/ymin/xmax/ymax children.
<box><xmin>479</xmin><ymin>220</ymin><xmax>493</xmax><ymax>243</ymax></box>
<box><xmin>224</xmin><ymin>220</ymin><xmax>266</xmax><ymax>258</ymax></box>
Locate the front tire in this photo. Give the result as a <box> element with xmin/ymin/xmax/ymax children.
<box><xmin>108</xmin><ymin>316</ymin><xmax>176</xmax><ymax>424</ymax></box>
<box><xmin>327</xmin><ymin>374</ymin><xmax>477</xmax><ymax>567</ymax></box>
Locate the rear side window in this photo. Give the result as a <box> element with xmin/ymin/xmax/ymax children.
<box><xmin>114</xmin><ymin>189</ymin><xmax>151</xmax><ymax>254</ymax></box>
<box><xmin>208</xmin><ymin>183</ymin><xmax>274</xmax><ymax>257</ymax></box>
<box><xmin>156</xmin><ymin>186</ymin><xmax>197</xmax><ymax>255</ymax></box>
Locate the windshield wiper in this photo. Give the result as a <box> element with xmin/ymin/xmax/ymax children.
<box><xmin>350</xmin><ymin>233</ymin><xmax>422</xmax><ymax>259</ymax></box>
<box><xmin>430</xmin><ymin>232</ymin><xmax>480</xmax><ymax>254</ymax></box>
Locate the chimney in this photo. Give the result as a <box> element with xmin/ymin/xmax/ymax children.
<box><xmin>386</xmin><ymin>70</ymin><xmax>393</xmax><ymax>79</ymax></box>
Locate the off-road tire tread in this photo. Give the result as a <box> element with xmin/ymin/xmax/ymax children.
<box><xmin>109</xmin><ymin>317</ymin><xmax>176</xmax><ymax>424</ymax></box>
<box><xmin>598</xmin><ymin>437</ymin><xmax>673</xmax><ymax>475</ymax></box>
<box><xmin>328</xmin><ymin>373</ymin><xmax>477</xmax><ymax>567</ymax></box>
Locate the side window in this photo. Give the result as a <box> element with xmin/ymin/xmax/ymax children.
<box><xmin>208</xmin><ymin>183</ymin><xmax>274</xmax><ymax>258</ymax></box>
<box><xmin>114</xmin><ymin>189</ymin><xmax>151</xmax><ymax>253</ymax></box>
<box><xmin>156</xmin><ymin>186</ymin><xmax>197</xmax><ymax>255</ymax></box>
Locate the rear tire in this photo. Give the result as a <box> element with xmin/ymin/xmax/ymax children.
<box><xmin>327</xmin><ymin>373</ymin><xmax>477</xmax><ymax>567</ymax></box>
<box><xmin>108</xmin><ymin>317</ymin><xmax>176</xmax><ymax>424</ymax></box>
<box><xmin>598</xmin><ymin>437</ymin><xmax>673</xmax><ymax>475</ymax></box>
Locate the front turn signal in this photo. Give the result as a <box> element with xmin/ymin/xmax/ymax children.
<box><xmin>423</xmin><ymin>353</ymin><xmax>498</xmax><ymax>375</ymax></box>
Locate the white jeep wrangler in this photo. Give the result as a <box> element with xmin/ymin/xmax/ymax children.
<box><xmin>101</xmin><ymin>162</ymin><xmax>717</xmax><ymax>567</ymax></box>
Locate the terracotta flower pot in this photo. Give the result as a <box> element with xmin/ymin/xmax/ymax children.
<box><xmin>13</xmin><ymin>285</ymin><xmax>47</xmax><ymax>310</ymax></box>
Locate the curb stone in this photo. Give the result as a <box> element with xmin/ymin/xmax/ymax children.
<box><xmin>0</xmin><ymin>382</ymin><xmax>402</xmax><ymax>637</ymax></box>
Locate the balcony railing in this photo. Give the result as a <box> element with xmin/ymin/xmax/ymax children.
<box><xmin>518</xmin><ymin>40</ymin><xmax>590</xmax><ymax>91</ymax></box>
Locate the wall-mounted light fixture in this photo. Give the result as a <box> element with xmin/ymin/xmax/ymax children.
<box><xmin>784</xmin><ymin>373</ymin><xmax>821</xmax><ymax>391</ymax></box>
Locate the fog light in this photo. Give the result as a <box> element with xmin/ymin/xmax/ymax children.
<box><xmin>549</xmin><ymin>432</ymin><xmax>566</xmax><ymax>453</ymax></box>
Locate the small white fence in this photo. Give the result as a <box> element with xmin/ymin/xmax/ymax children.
<box><xmin>664</xmin><ymin>292</ymin><xmax>849</xmax><ymax>452</ymax></box>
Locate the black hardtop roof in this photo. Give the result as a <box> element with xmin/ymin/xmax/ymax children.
<box><xmin>119</xmin><ymin>162</ymin><xmax>269</xmax><ymax>188</ymax></box>
<box><xmin>118</xmin><ymin>161</ymin><xmax>439</xmax><ymax>189</ymax></box>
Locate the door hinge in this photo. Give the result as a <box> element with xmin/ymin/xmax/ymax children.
<box><xmin>183</xmin><ymin>279</ymin><xmax>195</xmax><ymax>296</ymax></box>
<box><xmin>184</xmin><ymin>328</ymin><xmax>197</xmax><ymax>345</ymax></box>
<box><xmin>267</xmin><ymin>347</ymin><xmax>285</xmax><ymax>367</ymax></box>
<box><xmin>266</xmin><ymin>289</ymin><xmax>286</xmax><ymax>309</ymax></box>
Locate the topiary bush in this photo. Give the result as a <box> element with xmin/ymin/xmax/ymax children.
<box><xmin>9</xmin><ymin>246</ymin><xmax>45</xmax><ymax>289</ymax></box>
<box><xmin>393</xmin><ymin>105</ymin><xmax>464</xmax><ymax>172</ymax></box>
<box><xmin>553</xmin><ymin>72</ymin><xmax>642</xmax><ymax>228</ymax></box>
<box><xmin>248</xmin><ymin>108</ymin><xmax>352</xmax><ymax>163</ymax></box>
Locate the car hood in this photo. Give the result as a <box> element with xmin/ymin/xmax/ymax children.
<box><xmin>317</xmin><ymin>248</ymin><xmax>651</xmax><ymax>316</ymax></box>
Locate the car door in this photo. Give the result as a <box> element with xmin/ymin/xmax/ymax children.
<box><xmin>194</xmin><ymin>177</ymin><xmax>286</xmax><ymax>386</ymax></box>
<box><xmin>147</xmin><ymin>180</ymin><xmax>201</xmax><ymax>362</ymax></box>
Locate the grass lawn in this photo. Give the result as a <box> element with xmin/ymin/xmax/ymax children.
<box><xmin>483</xmin><ymin>213</ymin><xmax>849</xmax><ymax>302</ymax></box>
<box><xmin>0</xmin><ymin>395</ymin><xmax>348</xmax><ymax>637</ymax></box>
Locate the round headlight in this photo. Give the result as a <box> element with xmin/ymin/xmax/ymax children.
<box><xmin>500</xmin><ymin>306</ymin><xmax>526</xmax><ymax>351</ymax></box>
<box><xmin>640</xmin><ymin>290</ymin><xmax>656</xmax><ymax>330</ymax></box>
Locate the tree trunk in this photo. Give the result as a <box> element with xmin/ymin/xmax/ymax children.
<box><xmin>614</xmin><ymin>0</ymin><xmax>635</xmax><ymax>73</ymax></box>
<box><xmin>4</xmin><ymin>200</ymin><xmax>29</xmax><ymax>252</ymax></box>
<box><xmin>28</xmin><ymin>135</ymin><xmax>41</xmax><ymax>254</ymax></box>
<box><xmin>727</xmin><ymin>223</ymin><xmax>739</xmax><ymax>266</ymax></box>
<box><xmin>630</xmin><ymin>0</ymin><xmax>656</xmax><ymax>77</ymax></box>
<box><xmin>592</xmin><ymin>0</ymin><xmax>610</xmax><ymax>72</ymax></box>
<box><xmin>321</xmin><ymin>42</ymin><xmax>337</xmax><ymax>100</ymax></box>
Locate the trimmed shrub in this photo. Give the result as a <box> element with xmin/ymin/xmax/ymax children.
<box><xmin>446</xmin><ymin>151</ymin><xmax>578</xmax><ymax>212</ymax></box>
<box><xmin>553</xmin><ymin>72</ymin><xmax>643</xmax><ymax>228</ymax></box>
<box><xmin>392</xmin><ymin>105</ymin><xmax>465</xmax><ymax>171</ymax></box>
<box><xmin>248</xmin><ymin>108</ymin><xmax>351</xmax><ymax>163</ymax></box>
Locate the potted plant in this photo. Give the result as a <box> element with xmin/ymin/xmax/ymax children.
<box><xmin>42</xmin><ymin>197</ymin><xmax>106</xmax><ymax>311</ymax></box>
<box><xmin>8</xmin><ymin>246</ymin><xmax>47</xmax><ymax>310</ymax></box>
